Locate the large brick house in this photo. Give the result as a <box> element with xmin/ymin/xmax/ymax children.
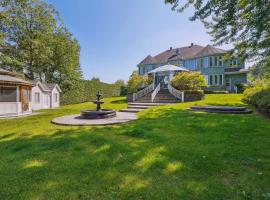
<box><xmin>138</xmin><ymin>43</ymin><xmax>248</xmax><ymax>92</ymax></box>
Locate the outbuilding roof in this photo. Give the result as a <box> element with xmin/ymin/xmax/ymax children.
<box><xmin>0</xmin><ymin>69</ymin><xmax>32</xmax><ymax>86</ymax></box>
<box><xmin>32</xmin><ymin>80</ymin><xmax>62</xmax><ymax>93</ymax></box>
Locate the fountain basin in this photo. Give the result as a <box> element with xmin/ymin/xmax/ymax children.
<box><xmin>80</xmin><ymin>109</ymin><xmax>116</xmax><ymax>119</ymax></box>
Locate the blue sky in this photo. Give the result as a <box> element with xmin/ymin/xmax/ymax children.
<box><xmin>46</xmin><ymin>0</ymin><xmax>226</xmax><ymax>83</ymax></box>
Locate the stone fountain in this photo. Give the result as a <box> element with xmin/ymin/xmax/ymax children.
<box><xmin>80</xmin><ymin>91</ymin><xmax>116</xmax><ymax>119</ymax></box>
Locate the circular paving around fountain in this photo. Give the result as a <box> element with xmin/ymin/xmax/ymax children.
<box><xmin>51</xmin><ymin>112</ymin><xmax>137</xmax><ymax>126</ymax></box>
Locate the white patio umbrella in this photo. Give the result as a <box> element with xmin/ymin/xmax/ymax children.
<box><xmin>147</xmin><ymin>64</ymin><xmax>189</xmax><ymax>74</ymax></box>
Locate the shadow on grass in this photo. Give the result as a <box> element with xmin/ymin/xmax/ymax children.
<box><xmin>0</xmin><ymin>107</ymin><xmax>269</xmax><ymax>199</ymax></box>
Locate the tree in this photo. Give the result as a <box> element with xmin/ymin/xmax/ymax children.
<box><xmin>114</xmin><ymin>79</ymin><xmax>126</xmax><ymax>86</ymax></box>
<box><xmin>0</xmin><ymin>0</ymin><xmax>57</xmax><ymax>78</ymax></box>
<box><xmin>249</xmin><ymin>62</ymin><xmax>270</xmax><ymax>81</ymax></box>
<box><xmin>165</xmin><ymin>0</ymin><xmax>270</xmax><ymax>77</ymax></box>
<box><xmin>48</xmin><ymin>27</ymin><xmax>82</xmax><ymax>91</ymax></box>
<box><xmin>115</xmin><ymin>79</ymin><xmax>127</xmax><ymax>96</ymax></box>
<box><xmin>170</xmin><ymin>71</ymin><xmax>206</xmax><ymax>90</ymax></box>
<box><xmin>126</xmin><ymin>71</ymin><xmax>144</xmax><ymax>94</ymax></box>
<box><xmin>0</xmin><ymin>0</ymin><xmax>82</xmax><ymax>87</ymax></box>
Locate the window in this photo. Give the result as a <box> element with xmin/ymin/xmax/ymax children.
<box><xmin>218</xmin><ymin>56</ymin><xmax>223</xmax><ymax>66</ymax></box>
<box><xmin>209</xmin><ymin>75</ymin><xmax>213</xmax><ymax>85</ymax></box>
<box><xmin>219</xmin><ymin>75</ymin><xmax>223</xmax><ymax>85</ymax></box>
<box><xmin>0</xmin><ymin>86</ymin><xmax>17</xmax><ymax>102</ymax></box>
<box><xmin>214</xmin><ymin>57</ymin><xmax>218</xmax><ymax>66</ymax></box>
<box><xmin>231</xmin><ymin>59</ymin><xmax>238</xmax><ymax>67</ymax></box>
<box><xmin>214</xmin><ymin>75</ymin><xmax>218</xmax><ymax>85</ymax></box>
<box><xmin>226</xmin><ymin>78</ymin><xmax>231</xmax><ymax>87</ymax></box>
<box><xmin>44</xmin><ymin>95</ymin><xmax>49</xmax><ymax>105</ymax></box>
<box><xmin>139</xmin><ymin>67</ymin><xmax>143</xmax><ymax>75</ymax></box>
<box><xmin>54</xmin><ymin>93</ymin><xmax>58</xmax><ymax>103</ymax></box>
<box><xmin>205</xmin><ymin>75</ymin><xmax>209</xmax><ymax>85</ymax></box>
<box><xmin>209</xmin><ymin>57</ymin><xmax>213</xmax><ymax>67</ymax></box>
<box><xmin>199</xmin><ymin>58</ymin><xmax>204</xmax><ymax>68</ymax></box>
<box><xmin>34</xmin><ymin>92</ymin><xmax>40</xmax><ymax>103</ymax></box>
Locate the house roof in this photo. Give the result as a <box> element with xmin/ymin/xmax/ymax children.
<box><xmin>139</xmin><ymin>44</ymin><xmax>228</xmax><ymax>65</ymax></box>
<box><xmin>139</xmin><ymin>55</ymin><xmax>157</xmax><ymax>65</ymax></box>
<box><xmin>194</xmin><ymin>45</ymin><xmax>227</xmax><ymax>58</ymax></box>
<box><xmin>0</xmin><ymin>68</ymin><xmax>33</xmax><ymax>86</ymax></box>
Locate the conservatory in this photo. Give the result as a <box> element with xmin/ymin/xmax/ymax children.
<box><xmin>0</xmin><ymin>69</ymin><xmax>33</xmax><ymax>117</ymax></box>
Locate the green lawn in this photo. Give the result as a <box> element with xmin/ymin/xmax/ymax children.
<box><xmin>0</xmin><ymin>95</ymin><xmax>270</xmax><ymax>200</ymax></box>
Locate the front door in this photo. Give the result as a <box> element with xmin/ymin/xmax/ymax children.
<box><xmin>21</xmin><ymin>87</ymin><xmax>30</xmax><ymax>112</ymax></box>
<box><xmin>160</xmin><ymin>75</ymin><xmax>169</xmax><ymax>89</ymax></box>
<box><xmin>225</xmin><ymin>78</ymin><xmax>232</xmax><ymax>91</ymax></box>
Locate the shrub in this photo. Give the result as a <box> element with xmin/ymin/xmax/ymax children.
<box><xmin>184</xmin><ymin>90</ymin><xmax>205</xmax><ymax>101</ymax></box>
<box><xmin>171</xmin><ymin>71</ymin><xmax>207</xmax><ymax>90</ymax></box>
<box><xmin>243</xmin><ymin>80</ymin><xmax>270</xmax><ymax>113</ymax></box>
<box><xmin>126</xmin><ymin>71</ymin><xmax>144</xmax><ymax>94</ymax></box>
<box><xmin>126</xmin><ymin>71</ymin><xmax>152</xmax><ymax>94</ymax></box>
<box><xmin>235</xmin><ymin>83</ymin><xmax>247</xmax><ymax>93</ymax></box>
<box><xmin>204</xmin><ymin>90</ymin><xmax>229</xmax><ymax>94</ymax></box>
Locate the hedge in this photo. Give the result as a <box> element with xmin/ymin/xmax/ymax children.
<box><xmin>61</xmin><ymin>79</ymin><xmax>121</xmax><ymax>105</ymax></box>
<box><xmin>204</xmin><ymin>90</ymin><xmax>229</xmax><ymax>94</ymax></box>
<box><xmin>243</xmin><ymin>81</ymin><xmax>270</xmax><ymax>116</ymax></box>
<box><xmin>184</xmin><ymin>90</ymin><xmax>204</xmax><ymax>102</ymax></box>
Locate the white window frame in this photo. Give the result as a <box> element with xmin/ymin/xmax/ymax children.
<box><xmin>34</xmin><ymin>92</ymin><xmax>40</xmax><ymax>104</ymax></box>
<box><xmin>54</xmin><ymin>93</ymin><xmax>58</xmax><ymax>103</ymax></box>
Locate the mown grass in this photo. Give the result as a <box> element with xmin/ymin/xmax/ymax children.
<box><xmin>0</xmin><ymin>95</ymin><xmax>269</xmax><ymax>200</ymax></box>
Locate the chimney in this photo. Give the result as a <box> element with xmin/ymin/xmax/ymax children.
<box><xmin>190</xmin><ymin>43</ymin><xmax>194</xmax><ymax>47</ymax></box>
<box><xmin>170</xmin><ymin>47</ymin><xmax>173</xmax><ymax>51</ymax></box>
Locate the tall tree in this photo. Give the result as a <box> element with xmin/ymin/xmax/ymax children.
<box><xmin>0</xmin><ymin>0</ymin><xmax>82</xmax><ymax>86</ymax></box>
<box><xmin>48</xmin><ymin>27</ymin><xmax>82</xmax><ymax>91</ymax></box>
<box><xmin>165</xmin><ymin>0</ymin><xmax>270</xmax><ymax>77</ymax></box>
<box><xmin>0</xmin><ymin>0</ymin><xmax>57</xmax><ymax>78</ymax></box>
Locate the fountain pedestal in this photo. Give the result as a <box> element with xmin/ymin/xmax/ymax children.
<box><xmin>80</xmin><ymin>91</ymin><xmax>116</xmax><ymax>119</ymax></box>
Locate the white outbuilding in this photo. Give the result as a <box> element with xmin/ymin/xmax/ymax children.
<box><xmin>31</xmin><ymin>81</ymin><xmax>62</xmax><ymax>111</ymax></box>
<box><xmin>0</xmin><ymin>69</ymin><xmax>62</xmax><ymax>117</ymax></box>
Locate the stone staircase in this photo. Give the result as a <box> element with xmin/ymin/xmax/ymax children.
<box><xmin>119</xmin><ymin>102</ymin><xmax>166</xmax><ymax>113</ymax></box>
<box><xmin>136</xmin><ymin>89</ymin><xmax>181</xmax><ymax>103</ymax></box>
<box><xmin>119</xmin><ymin>89</ymin><xmax>181</xmax><ymax>113</ymax></box>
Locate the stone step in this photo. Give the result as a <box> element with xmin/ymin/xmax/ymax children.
<box><xmin>154</xmin><ymin>97</ymin><xmax>179</xmax><ymax>100</ymax></box>
<box><xmin>119</xmin><ymin>108</ymin><xmax>144</xmax><ymax>113</ymax></box>
<box><xmin>128</xmin><ymin>105</ymin><xmax>150</xmax><ymax>109</ymax></box>
<box><xmin>153</xmin><ymin>100</ymin><xmax>181</xmax><ymax>103</ymax></box>
<box><xmin>128</xmin><ymin>102</ymin><xmax>168</xmax><ymax>106</ymax></box>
